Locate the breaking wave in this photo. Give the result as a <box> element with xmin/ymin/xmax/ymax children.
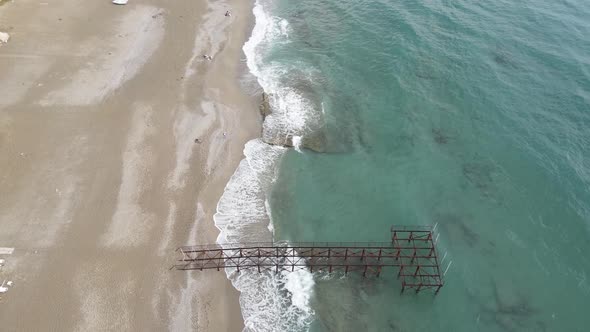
<box><xmin>214</xmin><ymin>1</ymin><xmax>318</xmax><ymax>331</ymax></box>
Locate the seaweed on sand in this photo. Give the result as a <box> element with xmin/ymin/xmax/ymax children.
<box><xmin>476</xmin><ymin>279</ymin><xmax>541</xmax><ymax>332</ymax></box>
<box><xmin>388</xmin><ymin>134</ymin><xmax>416</xmax><ymax>152</ymax></box>
<box><xmin>436</xmin><ymin>213</ymin><xmax>480</xmax><ymax>248</ymax></box>
<box><xmin>387</xmin><ymin>319</ymin><xmax>400</xmax><ymax>331</ymax></box>
<box><xmin>431</xmin><ymin>128</ymin><xmax>453</xmax><ymax>145</ymax></box>
<box><xmin>462</xmin><ymin>161</ymin><xmax>496</xmax><ymax>195</ymax></box>
<box><xmin>492</xmin><ymin>50</ymin><xmax>518</xmax><ymax>68</ymax></box>
<box><xmin>460</xmin><ymin>155</ymin><xmax>509</xmax><ymax>207</ymax></box>
<box><xmin>414</xmin><ymin>53</ymin><xmax>439</xmax><ymax>80</ymax></box>
<box><xmin>415</xmin><ymin>71</ymin><xmax>437</xmax><ymax>80</ymax></box>
<box><xmin>492</xmin><ymin>282</ymin><xmax>536</xmax><ymax>317</ymax></box>
<box><xmin>493</xmin><ymin>52</ymin><xmax>511</xmax><ymax>66</ymax></box>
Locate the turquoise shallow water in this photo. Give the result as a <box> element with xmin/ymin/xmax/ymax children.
<box><xmin>252</xmin><ymin>0</ymin><xmax>590</xmax><ymax>330</ymax></box>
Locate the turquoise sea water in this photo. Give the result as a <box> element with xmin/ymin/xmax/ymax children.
<box><xmin>250</xmin><ymin>0</ymin><xmax>590</xmax><ymax>331</ymax></box>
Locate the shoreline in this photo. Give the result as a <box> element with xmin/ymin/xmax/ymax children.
<box><xmin>185</xmin><ymin>0</ymin><xmax>261</xmax><ymax>330</ymax></box>
<box><xmin>212</xmin><ymin>1</ymin><xmax>319</xmax><ymax>330</ymax></box>
<box><xmin>0</xmin><ymin>0</ymin><xmax>258</xmax><ymax>330</ymax></box>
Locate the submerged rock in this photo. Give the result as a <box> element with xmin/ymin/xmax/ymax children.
<box><xmin>300</xmin><ymin>129</ymin><xmax>327</xmax><ymax>152</ymax></box>
<box><xmin>258</xmin><ymin>92</ymin><xmax>327</xmax><ymax>153</ymax></box>
<box><xmin>259</xmin><ymin>92</ymin><xmax>272</xmax><ymax>120</ymax></box>
<box><xmin>261</xmin><ymin>132</ymin><xmax>326</xmax><ymax>153</ymax></box>
<box><xmin>261</xmin><ymin>125</ymin><xmax>327</xmax><ymax>153</ymax></box>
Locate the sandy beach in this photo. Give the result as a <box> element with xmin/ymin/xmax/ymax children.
<box><xmin>0</xmin><ymin>0</ymin><xmax>258</xmax><ymax>330</ymax></box>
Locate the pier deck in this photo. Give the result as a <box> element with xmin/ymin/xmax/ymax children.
<box><xmin>176</xmin><ymin>225</ymin><xmax>444</xmax><ymax>294</ymax></box>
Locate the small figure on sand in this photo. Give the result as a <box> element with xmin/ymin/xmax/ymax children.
<box><xmin>223</xmin><ymin>132</ymin><xmax>227</xmax><ymax>138</ymax></box>
<box><xmin>225</xmin><ymin>11</ymin><xmax>231</xmax><ymax>17</ymax></box>
<box><xmin>202</xmin><ymin>55</ymin><xmax>212</xmax><ymax>60</ymax></box>
<box><xmin>194</xmin><ymin>138</ymin><xmax>202</xmax><ymax>143</ymax></box>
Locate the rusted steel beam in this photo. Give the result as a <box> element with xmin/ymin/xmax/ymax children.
<box><xmin>176</xmin><ymin>226</ymin><xmax>445</xmax><ymax>294</ymax></box>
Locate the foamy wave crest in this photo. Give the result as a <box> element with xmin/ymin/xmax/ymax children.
<box><xmin>243</xmin><ymin>1</ymin><xmax>289</xmax><ymax>81</ymax></box>
<box><xmin>214</xmin><ymin>1</ymin><xmax>320</xmax><ymax>330</ymax></box>
<box><xmin>292</xmin><ymin>136</ymin><xmax>303</xmax><ymax>153</ymax></box>
<box><xmin>215</xmin><ymin>139</ymin><xmax>283</xmax><ymax>244</ymax></box>
<box><xmin>230</xmin><ymin>269</ymin><xmax>315</xmax><ymax>332</ymax></box>
<box><xmin>284</xmin><ymin>270</ymin><xmax>315</xmax><ymax>317</ymax></box>
<box><xmin>214</xmin><ymin>140</ymin><xmax>315</xmax><ymax>331</ymax></box>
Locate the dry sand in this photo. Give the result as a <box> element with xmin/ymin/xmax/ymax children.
<box><xmin>0</xmin><ymin>0</ymin><xmax>258</xmax><ymax>330</ymax></box>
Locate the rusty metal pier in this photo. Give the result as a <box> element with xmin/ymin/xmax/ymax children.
<box><xmin>176</xmin><ymin>225</ymin><xmax>445</xmax><ymax>294</ymax></box>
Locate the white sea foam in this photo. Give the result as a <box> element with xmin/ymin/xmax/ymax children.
<box><xmin>214</xmin><ymin>1</ymin><xmax>319</xmax><ymax>330</ymax></box>
<box><xmin>279</xmin><ymin>19</ymin><xmax>290</xmax><ymax>38</ymax></box>
<box><xmin>244</xmin><ymin>1</ymin><xmax>321</xmax><ymax>147</ymax></box>
<box><xmin>215</xmin><ymin>140</ymin><xmax>317</xmax><ymax>331</ymax></box>
<box><xmin>215</xmin><ymin>139</ymin><xmax>315</xmax><ymax>332</ymax></box>
<box><xmin>215</xmin><ymin>139</ymin><xmax>283</xmax><ymax>244</ymax></box>
<box><xmin>292</xmin><ymin>136</ymin><xmax>303</xmax><ymax>153</ymax></box>
<box><xmin>265</xmin><ymin>199</ymin><xmax>275</xmax><ymax>233</ymax></box>
<box><xmin>284</xmin><ymin>270</ymin><xmax>315</xmax><ymax>315</ymax></box>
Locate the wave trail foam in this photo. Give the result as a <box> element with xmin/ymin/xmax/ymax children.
<box><xmin>214</xmin><ymin>139</ymin><xmax>315</xmax><ymax>331</ymax></box>
<box><xmin>214</xmin><ymin>1</ymin><xmax>321</xmax><ymax>330</ymax></box>
<box><xmin>244</xmin><ymin>0</ymin><xmax>325</xmax><ymax>152</ymax></box>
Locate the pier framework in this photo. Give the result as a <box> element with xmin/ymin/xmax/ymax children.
<box><xmin>176</xmin><ymin>225</ymin><xmax>444</xmax><ymax>294</ymax></box>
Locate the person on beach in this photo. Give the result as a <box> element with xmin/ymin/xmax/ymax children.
<box><xmin>225</xmin><ymin>11</ymin><xmax>231</xmax><ymax>17</ymax></box>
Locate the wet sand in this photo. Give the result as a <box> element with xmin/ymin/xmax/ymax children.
<box><xmin>0</xmin><ymin>0</ymin><xmax>257</xmax><ymax>330</ymax></box>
